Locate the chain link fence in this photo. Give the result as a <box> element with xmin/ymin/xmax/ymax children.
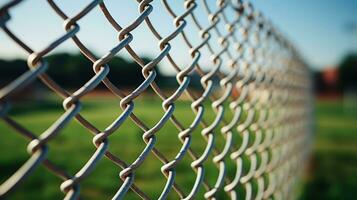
<box><xmin>0</xmin><ymin>0</ymin><xmax>313</xmax><ymax>199</ymax></box>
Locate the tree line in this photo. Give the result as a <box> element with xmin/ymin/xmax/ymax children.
<box><xmin>0</xmin><ymin>53</ymin><xmax>168</xmax><ymax>89</ymax></box>
<box><xmin>314</xmin><ymin>53</ymin><xmax>357</xmax><ymax>94</ymax></box>
<box><xmin>2</xmin><ymin>52</ymin><xmax>355</xmax><ymax>95</ymax></box>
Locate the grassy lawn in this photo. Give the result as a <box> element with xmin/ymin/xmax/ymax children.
<box><xmin>299</xmin><ymin>99</ymin><xmax>357</xmax><ymax>200</ymax></box>
<box><xmin>0</xmin><ymin>94</ymin><xmax>238</xmax><ymax>199</ymax></box>
<box><xmin>1</xmin><ymin>95</ymin><xmax>356</xmax><ymax>199</ymax></box>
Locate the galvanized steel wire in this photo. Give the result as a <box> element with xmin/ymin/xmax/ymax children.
<box><xmin>0</xmin><ymin>0</ymin><xmax>313</xmax><ymax>199</ymax></box>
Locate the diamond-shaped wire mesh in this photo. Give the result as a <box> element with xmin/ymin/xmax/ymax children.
<box><xmin>0</xmin><ymin>0</ymin><xmax>313</xmax><ymax>199</ymax></box>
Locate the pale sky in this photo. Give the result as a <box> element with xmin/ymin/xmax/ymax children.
<box><xmin>1</xmin><ymin>0</ymin><xmax>356</xmax><ymax>73</ymax></box>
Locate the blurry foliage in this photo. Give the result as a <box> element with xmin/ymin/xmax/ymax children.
<box><xmin>0</xmin><ymin>53</ymin><xmax>166</xmax><ymax>89</ymax></box>
<box><xmin>0</xmin><ymin>59</ymin><xmax>28</xmax><ymax>83</ymax></box>
<box><xmin>314</xmin><ymin>53</ymin><xmax>357</xmax><ymax>94</ymax></box>
<box><xmin>339</xmin><ymin>53</ymin><xmax>357</xmax><ymax>89</ymax></box>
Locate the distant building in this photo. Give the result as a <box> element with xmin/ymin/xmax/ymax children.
<box><xmin>315</xmin><ymin>66</ymin><xmax>341</xmax><ymax>98</ymax></box>
<box><xmin>322</xmin><ymin>67</ymin><xmax>339</xmax><ymax>88</ymax></box>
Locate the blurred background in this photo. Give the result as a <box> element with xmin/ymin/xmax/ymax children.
<box><xmin>1</xmin><ymin>0</ymin><xmax>356</xmax><ymax>199</ymax></box>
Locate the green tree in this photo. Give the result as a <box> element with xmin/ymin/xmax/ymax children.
<box><xmin>339</xmin><ymin>53</ymin><xmax>357</xmax><ymax>90</ymax></box>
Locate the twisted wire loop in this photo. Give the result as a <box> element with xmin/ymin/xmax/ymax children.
<box><xmin>0</xmin><ymin>0</ymin><xmax>313</xmax><ymax>199</ymax></box>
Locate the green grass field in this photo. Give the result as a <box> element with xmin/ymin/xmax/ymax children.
<box><xmin>0</xmin><ymin>95</ymin><xmax>238</xmax><ymax>199</ymax></box>
<box><xmin>299</xmin><ymin>99</ymin><xmax>357</xmax><ymax>200</ymax></box>
<box><xmin>1</xmin><ymin>95</ymin><xmax>356</xmax><ymax>199</ymax></box>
